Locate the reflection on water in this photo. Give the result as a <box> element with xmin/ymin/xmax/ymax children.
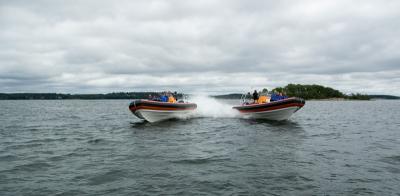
<box><xmin>0</xmin><ymin>100</ymin><xmax>399</xmax><ymax>195</ymax></box>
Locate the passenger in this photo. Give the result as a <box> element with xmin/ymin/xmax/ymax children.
<box><xmin>281</xmin><ymin>92</ymin><xmax>288</xmax><ymax>99</ymax></box>
<box><xmin>270</xmin><ymin>92</ymin><xmax>287</xmax><ymax>101</ymax></box>
<box><xmin>153</xmin><ymin>93</ymin><xmax>161</xmax><ymax>101</ymax></box>
<box><xmin>270</xmin><ymin>93</ymin><xmax>277</xmax><ymax>102</ymax></box>
<box><xmin>258</xmin><ymin>95</ymin><xmax>267</xmax><ymax>103</ymax></box>
<box><xmin>168</xmin><ymin>95</ymin><xmax>176</xmax><ymax>103</ymax></box>
<box><xmin>270</xmin><ymin>92</ymin><xmax>281</xmax><ymax>102</ymax></box>
<box><xmin>246</xmin><ymin>92</ymin><xmax>251</xmax><ymax>103</ymax></box>
<box><xmin>252</xmin><ymin>90</ymin><xmax>259</xmax><ymax>103</ymax></box>
<box><xmin>148</xmin><ymin>94</ymin><xmax>153</xmax><ymax>100</ymax></box>
<box><xmin>153</xmin><ymin>97</ymin><xmax>161</xmax><ymax>101</ymax></box>
<box><xmin>160</xmin><ymin>93</ymin><xmax>168</xmax><ymax>102</ymax></box>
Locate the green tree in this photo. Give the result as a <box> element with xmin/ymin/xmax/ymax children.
<box><xmin>271</xmin><ymin>84</ymin><xmax>352</xmax><ymax>100</ymax></box>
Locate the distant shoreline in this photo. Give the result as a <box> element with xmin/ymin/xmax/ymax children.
<box><xmin>212</xmin><ymin>94</ymin><xmax>399</xmax><ymax>100</ymax></box>
<box><xmin>0</xmin><ymin>92</ymin><xmax>398</xmax><ymax>100</ymax></box>
<box><xmin>211</xmin><ymin>84</ymin><xmax>400</xmax><ymax>100</ymax></box>
<box><xmin>3</xmin><ymin>84</ymin><xmax>399</xmax><ymax>100</ymax></box>
<box><xmin>0</xmin><ymin>92</ymin><xmax>181</xmax><ymax>100</ymax></box>
<box><xmin>308</xmin><ymin>98</ymin><xmax>368</xmax><ymax>101</ymax></box>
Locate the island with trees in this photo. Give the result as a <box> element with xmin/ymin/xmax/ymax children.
<box><xmin>213</xmin><ymin>84</ymin><xmax>399</xmax><ymax>100</ymax></box>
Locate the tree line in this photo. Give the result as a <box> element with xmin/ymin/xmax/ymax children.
<box><xmin>213</xmin><ymin>84</ymin><xmax>378</xmax><ymax>100</ymax></box>
<box><xmin>1</xmin><ymin>85</ymin><xmax>398</xmax><ymax>100</ymax></box>
<box><xmin>0</xmin><ymin>92</ymin><xmax>182</xmax><ymax>100</ymax></box>
<box><xmin>271</xmin><ymin>84</ymin><xmax>370</xmax><ymax>100</ymax></box>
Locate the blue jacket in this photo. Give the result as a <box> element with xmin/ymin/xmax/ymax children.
<box><xmin>270</xmin><ymin>94</ymin><xmax>287</xmax><ymax>101</ymax></box>
<box><xmin>160</xmin><ymin>95</ymin><xmax>168</xmax><ymax>102</ymax></box>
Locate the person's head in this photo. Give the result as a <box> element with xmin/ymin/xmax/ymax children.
<box><xmin>254</xmin><ymin>90</ymin><xmax>257</xmax><ymax>93</ymax></box>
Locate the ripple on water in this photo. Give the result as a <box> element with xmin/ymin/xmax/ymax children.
<box><xmin>0</xmin><ymin>154</ymin><xmax>18</xmax><ymax>162</ymax></box>
<box><xmin>380</xmin><ymin>155</ymin><xmax>400</xmax><ymax>164</ymax></box>
<box><xmin>379</xmin><ymin>155</ymin><xmax>400</xmax><ymax>174</ymax></box>
<box><xmin>171</xmin><ymin>156</ymin><xmax>231</xmax><ymax>165</ymax></box>
<box><xmin>87</xmin><ymin>138</ymin><xmax>106</xmax><ymax>144</ymax></box>
<box><xmin>1</xmin><ymin>100</ymin><xmax>400</xmax><ymax>195</ymax></box>
<box><xmin>86</xmin><ymin>169</ymin><xmax>127</xmax><ymax>186</ymax></box>
<box><xmin>12</xmin><ymin>161</ymin><xmax>53</xmax><ymax>173</ymax></box>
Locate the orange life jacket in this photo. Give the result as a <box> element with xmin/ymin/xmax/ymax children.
<box><xmin>258</xmin><ymin>95</ymin><xmax>269</xmax><ymax>103</ymax></box>
<box><xmin>168</xmin><ymin>96</ymin><xmax>176</xmax><ymax>103</ymax></box>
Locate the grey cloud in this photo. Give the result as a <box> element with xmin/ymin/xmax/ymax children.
<box><xmin>0</xmin><ymin>0</ymin><xmax>399</xmax><ymax>94</ymax></box>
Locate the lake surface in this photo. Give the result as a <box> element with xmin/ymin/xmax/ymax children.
<box><xmin>0</xmin><ymin>99</ymin><xmax>399</xmax><ymax>195</ymax></box>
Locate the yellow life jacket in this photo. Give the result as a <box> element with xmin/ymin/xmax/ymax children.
<box><xmin>258</xmin><ymin>95</ymin><xmax>269</xmax><ymax>103</ymax></box>
<box><xmin>168</xmin><ymin>96</ymin><xmax>176</xmax><ymax>103</ymax></box>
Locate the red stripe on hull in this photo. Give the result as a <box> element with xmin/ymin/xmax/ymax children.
<box><xmin>237</xmin><ymin>103</ymin><xmax>304</xmax><ymax>113</ymax></box>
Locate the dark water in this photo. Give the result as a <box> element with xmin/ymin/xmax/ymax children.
<box><xmin>0</xmin><ymin>100</ymin><xmax>399</xmax><ymax>195</ymax></box>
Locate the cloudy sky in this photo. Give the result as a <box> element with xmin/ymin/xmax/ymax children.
<box><xmin>1</xmin><ymin>0</ymin><xmax>399</xmax><ymax>95</ymax></box>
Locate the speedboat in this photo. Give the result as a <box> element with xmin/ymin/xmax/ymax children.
<box><xmin>232</xmin><ymin>96</ymin><xmax>305</xmax><ymax>121</ymax></box>
<box><xmin>129</xmin><ymin>99</ymin><xmax>197</xmax><ymax>122</ymax></box>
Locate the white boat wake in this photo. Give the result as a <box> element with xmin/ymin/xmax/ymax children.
<box><xmin>188</xmin><ymin>95</ymin><xmax>240</xmax><ymax>119</ymax></box>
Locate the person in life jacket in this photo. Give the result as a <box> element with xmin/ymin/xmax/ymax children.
<box><xmin>168</xmin><ymin>94</ymin><xmax>176</xmax><ymax>103</ymax></box>
<box><xmin>279</xmin><ymin>92</ymin><xmax>288</xmax><ymax>99</ymax></box>
<box><xmin>258</xmin><ymin>95</ymin><xmax>268</xmax><ymax>103</ymax></box>
<box><xmin>160</xmin><ymin>92</ymin><xmax>168</xmax><ymax>102</ymax></box>
<box><xmin>252</xmin><ymin>90</ymin><xmax>259</xmax><ymax>103</ymax></box>
<box><xmin>270</xmin><ymin>92</ymin><xmax>287</xmax><ymax>101</ymax></box>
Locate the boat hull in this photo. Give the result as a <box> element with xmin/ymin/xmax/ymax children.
<box><xmin>129</xmin><ymin>100</ymin><xmax>197</xmax><ymax>122</ymax></box>
<box><xmin>134</xmin><ymin>109</ymin><xmax>195</xmax><ymax>123</ymax></box>
<box><xmin>233</xmin><ymin>97</ymin><xmax>305</xmax><ymax>121</ymax></box>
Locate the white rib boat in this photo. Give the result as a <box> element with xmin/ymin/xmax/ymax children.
<box><xmin>232</xmin><ymin>97</ymin><xmax>305</xmax><ymax>121</ymax></box>
<box><xmin>129</xmin><ymin>99</ymin><xmax>197</xmax><ymax>122</ymax></box>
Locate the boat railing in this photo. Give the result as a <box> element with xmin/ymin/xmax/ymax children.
<box><xmin>240</xmin><ymin>93</ymin><xmax>253</xmax><ymax>105</ymax></box>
